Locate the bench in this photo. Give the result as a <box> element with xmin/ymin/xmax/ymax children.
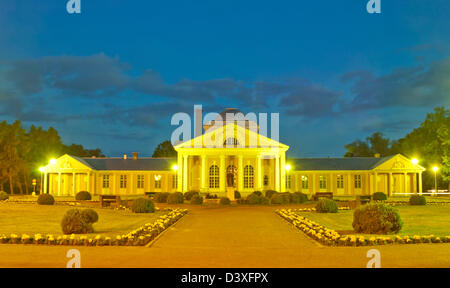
<box><xmin>356</xmin><ymin>195</ymin><xmax>371</xmax><ymax>205</ymax></box>
<box><xmin>100</xmin><ymin>195</ymin><xmax>121</xmax><ymax>207</ymax></box>
<box><xmin>145</xmin><ymin>192</ymin><xmax>156</xmax><ymax>198</ymax></box>
<box><xmin>312</xmin><ymin>192</ymin><xmax>333</xmax><ymax>201</ymax></box>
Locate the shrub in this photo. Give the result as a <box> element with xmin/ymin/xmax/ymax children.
<box><xmin>270</xmin><ymin>193</ymin><xmax>290</xmax><ymax>205</ymax></box>
<box><xmin>75</xmin><ymin>191</ymin><xmax>92</xmax><ymax>201</ymax></box>
<box><xmin>190</xmin><ymin>195</ymin><xmax>203</xmax><ymax>205</ymax></box>
<box><xmin>184</xmin><ymin>191</ymin><xmax>199</xmax><ymax>201</ymax></box>
<box><xmin>131</xmin><ymin>198</ymin><xmax>155</xmax><ymax>213</ymax></box>
<box><xmin>80</xmin><ymin>209</ymin><xmax>99</xmax><ymax>224</ymax></box>
<box><xmin>167</xmin><ymin>192</ymin><xmax>184</xmax><ymax>204</ymax></box>
<box><xmin>37</xmin><ymin>194</ymin><xmax>55</xmax><ymax>205</ymax></box>
<box><xmin>315</xmin><ymin>199</ymin><xmax>338</xmax><ymax>213</ymax></box>
<box><xmin>61</xmin><ymin>209</ymin><xmax>93</xmax><ymax>235</ymax></box>
<box><xmin>252</xmin><ymin>191</ymin><xmax>263</xmax><ymax>197</ymax></box>
<box><xmin>372</xmin><ymin>192</ymin><xmax>387</xmax><ymax>201</ymax></box>
<box><xmin>409</xmin><ymin>194</ymin><xmax>426</xmax><ymax>206</ymax></box>
<box><xmin>220</xmin><ymin>197</ymin><xmax>231</xmax><ymax>205</ymax></box>
<box><xmin>234</xmin><ymin>191</ymin><xmax>241</xmax><ymax>199</ymax></box>
<box><xmin>0</xmin><ymin>191</ymin><xmax>9</xmax><ymax>201</ymax></box>
<box><xmin>265</xmin><ymin>190</ymin><xmax>277</xmax><ymax>199</ymax></box>
<box><xmin>205</xmin><ymin>193</ymin><xmax>218</xmax><ymax>199</ymax></box>
<box><xmin>291</xmin><ymin>192</ymin><xmax>308</xmax><ymax>204</ymax></box>
<box><xmin>247</xmin><ymin>193</ymin><xmax>261</xmax><ymax>205</ymax></box>
<box><xmin>260</xmin><ymin>196</ymin><xmax>270</xmax><ymax>205</ymax></box>
<box><xmin>353</xmin><ymin>203</ymin><xmax>403</xmax><ymax>234</ymax></box>
<box><xmin>153</xmin><ymin>192</ymin><xmax>170</xmax><ymax>203</ymax></box>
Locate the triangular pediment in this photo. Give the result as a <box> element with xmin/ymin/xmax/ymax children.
<box><xmin>373</xmin><ymin>154</ymin><xmax>426</xmax><ymax>171</ymax></box>
<box><xmin>175</xmin><ymin>123</ymin><xmax>289</xmax><ymax>150</ymax></box>
<box><xmin>43</xmin><ymin>154</ymin><xmax>93</xmax><ymax>172</ymax></box>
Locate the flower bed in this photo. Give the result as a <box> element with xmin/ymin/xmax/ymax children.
<box><xmin>276</xmin><ymin>209</ymin><xmax>450</xmax><ymax>246</ymax></box>
<box><xmin>0</xmin><ymin>208</ymin><xmax>188</xmax><ymax>246</ymax></box>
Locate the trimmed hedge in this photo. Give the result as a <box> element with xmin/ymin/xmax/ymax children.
<box><xmin>37</xmin><ymin>194</ymin><xmax>55</xmax><ymax>205</ymax></box>
<box><xmin>265</xmin><ymin>190</ymin><xmax>277</xmax><ymax>199</ymax></box>
<box><xmin>75</xmin><ymin>191</ymin><xmax>92</xmax><ymax>201</ymax></box>
<box><xmin>190</xmin><ymin>195</ymin><xmax>203</xmax><ymax>205</ymax></box>
<box><xmin>260</xmin><ymin>196</ymin><xmax>270</xmax><ymax>205</ymax></box>
<box><xmin>0</xmin><ymin>191</ymin><xmax>9</xmax><ymax>201</ymax></box>
<box><xmin>247</xmin><ymin>193</ymin><xmax>261</xmax><ymax>205</ymax></box>
<box><xmin>372</xmin><ymin>192</ymin><xmax>387</xmax><ymax>201</ymax></box>
<box><xmin>410</xmin><ymin>194</ymin><xmax>426</xmax><ymax>206</ymax></box>
<box><xmin>167</xmin><ymin>192</ymin><xmax>184</xmax><ymax>204</ymax></box>
<box><xmin>315</xmin><ymin>199</ymin><xmax>338</xmax><ymax>213</ymax></box>
<box><xmin>81</xmin><ymin>209</ymin><xmax>99</xmax><ymax>224</ymax></box>
<box><xmin>131</xmin><ymin>198</ymin><xmax>155</xmax><ymax>213</ymax></box>
<box><xmin>353</xmin><ymin>203</ymin><xmax>403</xmax><ymax>234</ymax></box>
<box><xmin>61</xmin><ymin>209</ymin><xmax>93</xmax><ymax>235</ymax></box>
<box><xmin>270</xmin><ymin>193</ymin><xmax>290</xmax><ymax>205</ymax></box>
<box><xmin>234</xmin><ymin>191</ymin><xmax>241</xmax><ymax>199</ymax></box>
<box><xmin>291</xmin><ymin>192</ymin><xmax>308</xmax><ymax>204</ymax></box>
<box><xmin>153</xmin><ymin>192</ymin><xmax>170</xmax><ymax>203</ymax></box>
<box><xmin>219</xmin><ymin>197</ymin><xmax>231</xmax><ymax>205</ymax></box>
<box><xmin>184</xmin><ymin>191</ymin><xmax>199</xmax><ymax>201</ymax></box>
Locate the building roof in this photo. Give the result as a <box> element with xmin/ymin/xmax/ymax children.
<box><xmin>71</xmin><ymin>156</ymin><xmax>176</xmax><ymax>171</ymax></box>
<box><xmin>289</xmin><ymin>156</ymin><xmax>395</xmax><ymax>171</ymax></box>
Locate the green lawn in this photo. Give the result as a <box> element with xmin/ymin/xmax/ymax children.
<box><xmin>333</xmin><ymin>195</ymin><xmax>450</xmax><ymax>203</ymax></box>
<box><xmin>0</xmin><ymin>203</ymin><xmax>166</xmax><ymax>237</ymax></box>
<box><xmin>296</xmin><ymin>205</ymin><xmax>450</xmax><ymax>237</ymax></box>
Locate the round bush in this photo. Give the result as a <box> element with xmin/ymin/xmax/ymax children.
<box><xmin>265</xmin><ymin>190</ymin><xmax>277</xmax><ymax>199</ymax></box>
<box><xmin>153</xmin><ymin>192</ymin><xmax>170</xmax><ymax>203</ymax></box>
<box><xmin>75</xmin><ymin>191</ymin><xmax>91</xmax><ymax>200</ymax></box>
<box><xmin>184</xmin><ymin>191</ymin><xmax>199</xmax><ymax>201</ymax></box>
<box><xmin>372</xmin><ymin>192</ymin><xmax>387</xmax><ymax>201</ymax></box>
<box><xmin>252</xmin><ymin>191</ymin><xmax>263</xmax><ymax>197</ymax></box>
<box><xmin>260</xmin><ymin>196</ymin><xmax>270</xmax><ymax>205</ymax></box>
<box><xmin>270</xmin><ymin>193</ymin><xmax>290</xmax><ymax>205</ymax></box>
<box><xmin>81</xmin><ymin>209</ymin><xmax>99</xmax><ymax>223</ymax></box>
<box><xmin>220</xmin><ymin>197</ymin><xmax>231</xmax><ymax>205</ymax></box>
<box><xmin>167</xmin><ymin>192</ymin><xmax>184</xmax><ymax>204</ymax></box>
<box><xmin>234</xmin><ymin>191</ymin><xmax>241</xmax><ymax>199</ymax></box>
<box><xmin>61</xmin><ymin>209</ymin><xmax>93</xmax><ymax>235</ymax></box>
<box><xmin>37</xmin><ymin>194</ymin><xmax>55</xmax><ymax>205</ymax></box>
<box><xmin>190</xmin><ymin>195</ymin><xmax>204</xmax><ymax>205</ymax></box>
<box><xmin>291</xmin><ymin>192</ymin><xmax>308</xmax><ymax>204</ymax></box>
<box><xmin>131</xmin><ymin>198</ymin><xmax>155</xmax><ymax>213</ymax></box>
<box><xmin>315</xmin><ymin>199</ymin><xmax>338</xmax><ymax>213</ymax></box>
<box><xmin>0</xmin><ymin>191</ymin><xmax>9</xmax><ymax>201</ymax></box>
<box><xmin>353</xmin><ymin>203</ymin><xmax>403</xmax><ymax>234</ymax></box>
<box><xmin>409</xmin><ymin>194</ymin><xmax>426</xmax><ymax>206</ymax></box>
<box><xmin>247</xmin><ymin>193</ymin><xmax>261</xmax><ymax>205</ymax></box>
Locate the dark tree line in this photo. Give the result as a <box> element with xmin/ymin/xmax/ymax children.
<box><xmin>0</xmin><ymin>121</ymin><xmax>103</xmax><ymax>194</ymax></box>
<box><xmin>344</xmin><ymin>107</ymin><xmax>450</xmax><ymax>190</ymax></box>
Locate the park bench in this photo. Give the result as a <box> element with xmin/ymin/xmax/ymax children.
<box><xmin>100</xmin><ymin>195</ymin><xmax>121</xmax><ymax>207</ymax></box>
<box><xmin>356</xmin><ymin>195</ymin><xmax>371</xmax><ymax>205</ymax></box>
<box><xmin>145</xmin><ymin>192</ymin><xmax>156</xmax><ymax>198</ymax></box>
<box><xmin>312</xmin><ymin>192</ymin><xmax>333</xmax><ymax>201</ymax></box>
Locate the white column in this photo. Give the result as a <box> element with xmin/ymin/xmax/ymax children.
<box><xmin>44</xmin><ymin>172</ymin><xmax>48</xmax><ymax>194</ymax></box>
<box><xmin>87</xmin><ymin>172</ymin><xmax>91</xmax><ymax>193</ymax></box>
<box><xmin>389</xmin><ymin>172</ymin><xmax>393</xmax><ymax>196</ymax></box>
<box><xmin>373</xmin><ymin>172</ymin><xmax>378</xmax><ymax>194</ymax></box>
<box><xmin>238</xmin><ymin>155</ymin><xmax>243</xmax><ymax>192</ymax></box>
<box><xmin>219</xmin><ymin>155</ymin><xmax>226</xmax><ymax>192</ymax></box>
<box><xmin>418</xmin><ymin>172</ymin><xmax>423</xmax><ymax>194</ymax></box>
<box><xmin>183</xmin><ymin>155</ymin><xmax>188</xmax><ymax>192</ymax></box>
<box><xmin>280</xmin><ymin>153</ymin><xmax>286</xmax><ymax>192</ymax></box>
<box><xmin>256</xmin><ymin>155</ymin><xmax>262</xmax><ymax>191</ymax></box>
<box><xmin>177</xmin><ymin>153</ymin><xmax>182</xmax><ymax>192</ymax></box>
<box><xmin>404</xmin><ymin>172</ymin><xmax>408</xmax><ymax>193</ymax></box>
<box><xmin>58</xmin><ymin>172</ymin><xmax>61</xmax><ymax>196</ymax></box>
<box><xmin>201</xmin><ymin>155</ymin><xmax>206</xmax><ymax>192</ymax></box>
<box><xmin>72</xmin><ymin>173</ymin><xmax>76</xmax><ymax>196</ymax></box>
<box><xmin>275</xmin><ymin>156</ymin><xmax>280</xmax><ymax>192</ymax></box>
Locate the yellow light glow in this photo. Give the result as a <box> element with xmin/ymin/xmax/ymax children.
<box><xmin>39</xmin><ymin>167</ymin><xmax>45</xmax><ymax>172</ymax></box>
<box><xmin>154</xmin><ymin>175</ymin><xmax>162</xmax><ymax>181</ymax></box>
<box><xmin>411</xmin><ymin>158</ymin><xmax>419</xmax><ymax>165</ymax></box>
<box><xmin>49</xmin><ymin>159</ymin><xmax>57</xmax><ymax>165</ymax></box>
<box><xmin>285</xmin><ymin>164</ymin><xmax>291</xmax><ymax>171</ymax></box>
<box><xmin>432</xmin><ymin>166</ymin><xmax>439</xmax><ymax>172</ymax></box>
<box><xmin>172</xmin><ymin>165</ymin><xmax>179</xmax><ymax>171</ymax></box>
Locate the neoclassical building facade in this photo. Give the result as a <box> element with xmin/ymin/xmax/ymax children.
<box><xmin>41</xmin><ymin>109</ymin><xmax>425</xmax><ymax>198</ymax></box>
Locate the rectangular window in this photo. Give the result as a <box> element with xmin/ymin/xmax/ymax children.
<box><xmin>172</xmin><ymin>175</ymin><xmax>177</xmax><ymax>189</ymax></box>
<box><xmin>301</xmin><ymin>175</ymin><xmax>309</xmax><ymax>189</ymax></box>
<box><xmin>354</xmin><ymin>175</ymin><xmax>362</xmax><ymax>189</ymax></box>
<box><xmin>120</xmin><ymin>175</ymin><xmax>127</xmax><ymax>189</ymax></box>
<box><xmin>286</xmin><ymin>175</ymin><xmax>291</xmax><ymax>189</ymax></box>
<box><xmin>137</xmin><ymin>175</ymin><xmax>144</xmax><ymax>189</ymax></box>
<box><xmin>155</xmin><ymin>175</ymin><xmax>162</xmax><ymax>189</ymax></box>
<box><xmin>337</xmin><ymin>175</ymin><xmax>344</xmax><ymax>189</ymax></box>
<box><xmin>264</xmin><ymin>175</ymin><xmax>269</xmax><ymax>186</ymax></box>
<box><xmin>102</xmin><ymin>175</ymin><xmax>110</xmax><ymax>189</ymax></box>
<box><xmin>319</xmin><ymin>175</ymin><xmax>327</xmax><ymax>190</ymax></box>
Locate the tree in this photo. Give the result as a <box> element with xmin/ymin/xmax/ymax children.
<box><xmin>344</xmin><ymin>132</ymin><xmax>392</xmax><ymax>157</ymax></box>
<box><xmin>152</xmin><ymin>140</ymin><xmax>177</xmax><ymax>158</ymax></box>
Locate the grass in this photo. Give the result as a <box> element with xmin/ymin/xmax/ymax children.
<box><xmin>333</xmin><ymin>195</ymin><xmax>450</xmax><ymax>203</ymax></box>
<box><xmin>296</xmin><ymin>205</ymin><xmax>450</xmax><ymax>238</ymax></box>
<box><xmin>0</xmin><ymin>202</ymin><xmax>166</xmax><ymax>237</ymax></box>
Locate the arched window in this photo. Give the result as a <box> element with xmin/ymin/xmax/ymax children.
<box><xmin>244</xmin><ymin>165</ymin><xmax>254</xmax><ymax>188</ymax></box>
<box><xmin>224</xmin><ymin>137</ymin><xmax>239</xmax><ymax>146</ymax></box>
<box><xmin>209</xmin><ymin>165</ymin><xmax>219</xmax><ymax>188</ymax></box>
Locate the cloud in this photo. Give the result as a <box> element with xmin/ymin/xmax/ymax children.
<box><xmin>341</xmin><ymin>57</ymin><xmax>450</xmax><ymax>111</ymax></box>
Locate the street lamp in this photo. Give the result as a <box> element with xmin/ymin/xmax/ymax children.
<box><xmin>49</xmin><ymin>159</ymin><xmax>57</xmax><ymax>165</ymax></box>
<box><xmin>432</xmin><ymin>166</ymin><xmax>439</xmax><ymax>194</ymax></box>
<box><xmin>411</xmin><ymin>158</ymin><xmax>419</xmax><ymax>165</ymax></box>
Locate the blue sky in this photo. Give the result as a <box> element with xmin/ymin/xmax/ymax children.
<box><xmin>0</xmin><ymin>0</ymin><xmax>449</xmax><ymax>157</ymax></box>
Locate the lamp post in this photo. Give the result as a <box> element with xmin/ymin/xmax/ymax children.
<box><xmin>432</xmin><ymin>166</ymin><xmax>439</xmax><ymax>195</ymax></box>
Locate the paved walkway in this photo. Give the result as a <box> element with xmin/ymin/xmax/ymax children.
<box><xmin>0</xmin><ymin>206</ymin><xmax>449</xmax><ymax>267</ymax></box>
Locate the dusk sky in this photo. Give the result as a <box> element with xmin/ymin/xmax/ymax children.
<box><xmin>1</xmin><ymin>0</ymin><xmax>449</xmax><ymax>157</ymax></box>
